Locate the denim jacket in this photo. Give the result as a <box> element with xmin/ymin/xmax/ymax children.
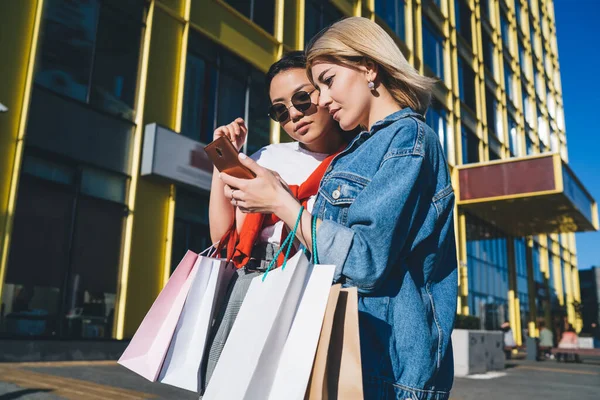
<box><xmin>313</xmin><ymin>108</ymin><xmax>458</xmax><ymax>399</ymax></box>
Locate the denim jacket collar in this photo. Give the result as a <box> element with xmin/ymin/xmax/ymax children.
<box><xmin>346</xmin><ymin>108</ymin><xmax>424</xmax><ymax>152</ymax></box>
<box><xmin>370</xmin><ymin>107</ymin><xmax>424</xmax><ymax>133</ymax></box>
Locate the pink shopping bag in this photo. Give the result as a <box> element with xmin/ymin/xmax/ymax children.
<box><xmin>118</xmin><ymin>250</ymin><xmax>199</xmax><ymax>381</ymax></box>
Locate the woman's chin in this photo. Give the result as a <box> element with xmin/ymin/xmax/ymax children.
<box><xmin>339</xmin><ymin>118</ymin><xmax>358</xmax><ymax>131</ymax></box>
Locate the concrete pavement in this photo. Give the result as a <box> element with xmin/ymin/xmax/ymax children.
<box><xmin>0</xmin><ymin>358</ymin><xmax>598</xmax><ymax>399</ymax></box>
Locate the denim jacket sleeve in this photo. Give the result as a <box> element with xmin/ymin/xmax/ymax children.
<box><xmin>316</xmin><ymin>149</ymin><xmax>436</xmax><ymax>294</ymax></box>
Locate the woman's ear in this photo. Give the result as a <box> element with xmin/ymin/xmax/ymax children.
<box><xmin>363</xmin><ymin>58</ymin><xmax>379</xmax><ymax>83</ymax></box>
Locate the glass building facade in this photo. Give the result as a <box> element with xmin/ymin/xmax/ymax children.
<box><xmin>0</xmin><ymin>0</ymin><xmax>593</xmax><ymax>343</ymax></box>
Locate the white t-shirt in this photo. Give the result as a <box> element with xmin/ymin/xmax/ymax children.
<box><xmin>250</xmin><ymin>142</ymin><xmax>328</xmax><ymax>245</ymax></box>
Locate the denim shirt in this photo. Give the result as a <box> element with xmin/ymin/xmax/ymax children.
<box><xmin>313</xmin><ymin>108</ymin><xmax>458</xmax><ymax>399</ymax></box>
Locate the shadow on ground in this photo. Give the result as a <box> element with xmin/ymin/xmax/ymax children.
<box><xmin>0</xmin><ymin>389</ymin><xmax>54</xmax><ymax>400</ymax></box>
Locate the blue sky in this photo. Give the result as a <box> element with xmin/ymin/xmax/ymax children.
<box><xmin>554</xmin><ymin>0</ymin><xmax>600</xmax><ymax>269</ymax></box>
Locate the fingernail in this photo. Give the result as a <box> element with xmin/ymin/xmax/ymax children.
<box><xmin>239</xmin><ymin>153</ymin><xmax>247</xmax><ymax>160</ymax></box>
<box><xmin>219</xmin><ymin>173</ymin><xmax>222</xmax><ymax>178</ymax></box>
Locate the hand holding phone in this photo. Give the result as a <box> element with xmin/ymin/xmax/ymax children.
<box><xmin>213</xmin><ymin>117</ymin><xmax>247</xmax><ymax>151</ymax></box>
<box><xmin>204</xmin><ymin>136</ymin><xmax>256</xmax><ymax>179</ymax></box>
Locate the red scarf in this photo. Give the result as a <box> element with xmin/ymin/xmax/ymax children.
<box><xmin>218</xmin><ymin>152</ymin><xmax>338</xmax><ymax>268</ymax></box>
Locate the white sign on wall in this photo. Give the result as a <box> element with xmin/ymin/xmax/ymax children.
<box><xmin>141</xmin><ymin>123</ymin><xmax>213</xmax><ymax>191</ymax></box>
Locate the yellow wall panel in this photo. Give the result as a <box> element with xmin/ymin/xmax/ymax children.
<box><xmin>157</xmin><ymin>0</ymin><xmax>186</xmax><ymax>17</ymax></box>
<box><xmin>123</xmin><ymin>6</ymin><xmax>186</xmax><ymax>337</ymax></box>
<box><xmin>0</xmin><ymin>0</ymin><xmax>44</xmax><ymax>305</ymax></box>
<box><xmin>144</xmin><ymin>8</ymin><xmax>184</xmax><ymax>129</ymax></box>
<box><xmin>123</xmin><ymin>180</ymin><xmax>172</xmax><ymax>336</ymax></box>
<box><xmin>283</xmin><ymin>0</ymin><xmax>301</xmax><ymax>49</ymax></box>
<box><xmin>190</xmin><ymin>0</ymin><xmax>279</xmax><ymax>72</ymax></box>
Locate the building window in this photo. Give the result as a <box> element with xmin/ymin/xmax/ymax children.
<box><xmin>455</xmin><ymin>0</ymin><xmax>473</xmax><ymax>46</ymax></box>
<box><xmin>550</xmin><ymin>132</ymin><xmax>560</xmax><ymax>153</ymax></box>
<box><xmin>422</xmin><ymin>17</ymin><xmax>445</xmax><ymax>80</ymax></box>
<box><xmin>217</xmin><ymin>51</ymin><xmax>251</xmax><ymax>130</ymax></box>
<box><xmin>515</xmin><ymin>238</ymin><xmax>530</xmax><ymax>329</ymax></box>
<box><xmin>375</xmin><ymin>0</ymin><xmax>405</xmax><ymax>41</ymax></box>
<box><xmin>543</xmin><ymin>46</ymin><xmax>552</xmax><ymax>78</ymax></box>
<box><xmin>466</xmin><ymin>213</ymin><xmax>510</xmax><ymax>330</ymax></box>
<box><xmin>488</xmin><ymin>147</ymin><xmax>501</xmax><ymax>161</ymax></box>
<box><xmin>458</xmin><ymin>56</ymin><xmax>477</xmax><ymax>112</ymax></box>
<box><xmin>518</xmin><ymin>41</ymin><xmax>528</xmax><ymax>79</ymax></box>
<box><xmin>504</xmin><ymin>61</ymin><xmax>515</xmax><ymax>105</ymax></box>
<box><xmin>532</xmin><ymin>243</ymin><xmax>544</xmax><ymax>318</ymax></box>
<box><xmin>500</xmin><ymin>10</ymin><xmax>511</xmax><ymax>51</ymax></box>
<box><xmin>522</xmin><ymin>84</ymin><xmax>533</xmax><ymax>126</ymax></box>
<box><xmin>304</xmin><ymin>0</ymin><xmax>344</xmax><ymax>46</ymax></box>
<box><xmin>488</xmin><ymin>135</ymin><xmax>502</xmax><ymax>160</ymax></box>
<box><xmin>508</xmin><ymin>114</ymin><xmax>519</xmax><ymax>156</ymax></box>
<box><xmin>2</xmin><ymin>154</ymin><xmax>127</xmax><ymax>339</ymax></box>
<box><xmin>525</xmin><ymin>128</ymin><xmax>535</xmax><ymax>155</ymax></box>
<box><xmin>461</xmin><ymin>124</ymin><xmax>480</xmax><ymax>164</ymax></box>
<box><xmin>481</xmin><ymin>29</ymin><xmax>495</xmax><ymax>75</ymax></box>
<box><xmin>181</xmin><ymin>31</ymin><xmax>271</xmax><ymax>154</ymax></box>
<box><xmin>425</xmin><ymin>99</ymin><xmax>450</xmax><ymax>161</ymax></box>
<box><xmin>530</xmin><ymin>24</ymin><xmax>538</xmax><ymax>57</ymax></box>
<box><xmin>224</xmin><ymin>0</ymin><xmax>275</xmax><ymax>34</ymax></box>
<box><xmin>480</xmin><ymin>0</ymin><xmax>491</xmax><ymax>22</ymax></box>
<box><xmin>557</xmin><ymin>106</ymin><xmax>565</xmax><ymax>131</ymax></box>
<box><xmin>561</xmin><ymin>259</ymin><xmax>567</xmax><ymax>304</ymax></box>
<box><xmin>181</xmin><ymin>50</ymin><xmax>218</xmax><ymax>145</ymax></box>
<box><xmin>247</xmin><ymin>70</ymin><xmax>272</xmax><ymax>155</ymax></box>
<box><xmin>171</xmin><ymin>187</ymin><xmax>211</xmax><ymax>274</ymax></box>
<box><xmin>535</xmin><ymin>68</ymin><xmax>545</xmax><ymax>99</ymax></box>
<box><xmin>538</xmin><ymin>107</ymin><xmax>549</xmax><ymax>148</ymax></box>
<box><xmin>35</xmin><ymin>0</ymin><xmax>146</xmax><ymax>121</ymax></box>
<box><xmin>515</xmin><ymin>0</ymin><xmax>522</xmax><ymax>30</ymax></box>
<box><xmin>547</xmin><ymin>247</ymin><xmax>558</xmax><ymax>303</ymax></box>
<box><xmin>547</xmin><ymin>90</ymin><xmax>556</xmax><ymax>120</ymax></box>
<box><xmin>486</xmin><ymin>87</ymin><xmax>498</xmax><ymax>137</ymax></box>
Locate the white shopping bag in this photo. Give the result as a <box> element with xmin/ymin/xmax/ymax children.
<box><xmin>158</xmin><ymin>253</ymin><xmax>235</xmax><ymax>392</ymax></box>
<box><xmin>267</xmin><ymin>263</ymin><xmax>335</xmax><ymax>400</ymax></box>
<box><xmin>202</xmin><ymin>251</ymin><xmax>335</xmax><ymax>400</ymax></box>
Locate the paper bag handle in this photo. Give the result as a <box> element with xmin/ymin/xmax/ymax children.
<box><xmin>261</xmin><ymin>205</ymin><xmax>304</xmax><ymax>282</ymax></box>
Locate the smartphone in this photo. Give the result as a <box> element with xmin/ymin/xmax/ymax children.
<box><xmin>204</xmin><ymin>136</ymin><xmax>256</xmax><ymax>179</ymax></box>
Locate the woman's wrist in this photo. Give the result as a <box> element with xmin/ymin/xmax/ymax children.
<box><xmin>274</xmin><ymin>186</ymin><xmax>302</xmax><ymax>223</ymax></box>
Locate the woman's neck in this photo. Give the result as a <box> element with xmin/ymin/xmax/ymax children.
<box><xmin>364</xmin><ymin>88</ymin><xmax>402</xmax><ymax>130</ymax></box>
<box><xmin>300</xmin><ymin>126</ymin><xmax>347</xmax><ymax>155</ymax></box>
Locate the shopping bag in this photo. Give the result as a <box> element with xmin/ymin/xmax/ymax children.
<box><xmin>305</xmin><ymin>286</ymin><xmax>364</xmax><ymax>399</ymax></box>
<box><xmin>158</xmin><ymin>253</ymin><xmax>235</xmax><ymax>392</ymax></box>
<box><xmin>202</xmin><ymin>251</ymin><xmax>335</xmax><ymax>400</ymax></box>
<box><xmin>267</xmin><ymin>268</ymin><xmax>337</xmax><ymax>400</ymax></box>
<box><xmin>304</xmin><ymin>284</ymin><xmax>341</xmax><ymax>400</ymax></box>
<box><xmin>118</xmin><ymin>251</ymin><xmax>199</xmax><ymax>381</ymax></box>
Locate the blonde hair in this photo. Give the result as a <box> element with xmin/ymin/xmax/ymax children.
<box><xmin>306</xmin><ymin>17</ymin><xmax>435</xmax><ymax>115</ymax></box>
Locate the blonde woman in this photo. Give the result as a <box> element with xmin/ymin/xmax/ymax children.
<box><xmin>219</xmin><ymin>17</ymin><xmax>457</xmax><ymax>399</ymax></box>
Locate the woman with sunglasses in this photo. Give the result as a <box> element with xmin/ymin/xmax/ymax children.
<box><xmin>203</xmin><ymin>51</ymin><xmax>348</xmax><ymax>391</ymax></box>
<box><xmin>218</xmin><ymin>18</ymin><xmax>458</xmax><ymax>399</ymax></box>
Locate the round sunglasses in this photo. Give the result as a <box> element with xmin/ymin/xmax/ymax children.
<box><xmin>268</xmin><ymin>89</ymin><xmax>317</xmax><ymax>122</ymax></box>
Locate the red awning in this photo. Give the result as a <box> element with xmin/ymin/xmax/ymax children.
<box><xmin>457</xmin><ymin>154</ymin><xmax>598</xmax><ymax>236</ymax></box>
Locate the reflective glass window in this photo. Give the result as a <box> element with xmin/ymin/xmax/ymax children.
<box><xmin>457</xmin><ymin>56</ymin><xmax>477</xmax><ymax>111</ymax></box>
<box><xmin>224</xmin><ymin>0</ymin><xmax>276</xmax><ymax>34</ymax></box>
<box><xmin>35</xmin><ymin>0</ymin><xmax>146</xmax><ymax>120</ymax></box>
<box><xmin>422</xmin><ymin>17</ymin><xmax>445</xmax><ymax>80</ymax></box>
<box><xmin>455</xmin><ymin>0</ymin><xmax>472</xmax><ymax>45</ymax></box>
<box><xmin>461</xmin><ymin>124</ymin><xmax>479</xmax><ymax>164</ymax></box>
<box><xmin>426</xmin><ymin>99</ymin><xmax>450</xmax><ymax>161</ymax></box>
<box><xmin>376</xmin><ymin>0</ymin><xmax>406</xmax><ymax>41</ymax></box>
<box><xmin>305</xmin><ymin>0</ymin><xmax>344</xmax><ymax>46</ymax></box>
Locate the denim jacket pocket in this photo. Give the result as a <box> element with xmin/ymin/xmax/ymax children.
<box><xmin>319</xmin><ymin>172</ymin><xmax>369</xmax><ymax>225</ymax></box>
